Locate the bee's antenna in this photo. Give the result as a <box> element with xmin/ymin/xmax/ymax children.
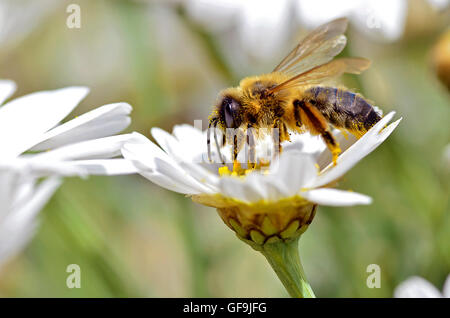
<box><xmin>213</xmin><ymin>121</ymin><xmax>225</xmax><ymax>165</ymax></box>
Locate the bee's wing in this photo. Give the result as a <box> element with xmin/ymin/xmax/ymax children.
<box><xmin>269</xmin><ymin>58</ymin><xmax>371</xmax><ymax>93</ymax></box>
<box><xmin>273</xmin><ymin>18</ymin><xmax>348</xmax><ymax>76</ymax></box>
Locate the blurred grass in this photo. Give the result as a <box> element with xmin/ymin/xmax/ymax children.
<box><xmin>0</xmin><ymin>0</ymin><xmax>449</xmax><ymax>297</ymax></box>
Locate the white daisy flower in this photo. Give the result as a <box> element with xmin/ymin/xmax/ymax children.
<box><xmin>122</xmin><ymin>111</ymin><xmax>401</xmax><ymax>244</ymax></box>
<box><xmin>122</xmin><ymin>104</ymin><xmax>400</xmax><ymax>297</ymax></box>
<box><xmin>0</xmin><ymin>80</ymin><xmax>139</xmax><ymax>267</ymax></box>
<box><xmin>394</xmin><ymin>274</ymin><xmax>450</xmax><ymax>298</ymax></box>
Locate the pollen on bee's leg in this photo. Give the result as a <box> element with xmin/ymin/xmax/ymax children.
<box><xmin>232</xmin><ymin>160</ymin><xmax>242</xmax><ymax>176</ymax></box>
<box><xmin>320</xmin><ymin>130</ymin><xmax>341</xmax><ymax>166</ymax></box>
<box><xmin>331</xmin><ymin>143</ymin><xmax>341</xmax><ymax>166</ymax></box>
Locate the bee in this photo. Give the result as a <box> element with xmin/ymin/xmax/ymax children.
<box><xmin>207</xmin><ymin>18</ymin><xmax>382</xmax><ymax>166</ymax></box>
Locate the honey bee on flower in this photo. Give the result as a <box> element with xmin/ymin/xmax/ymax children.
<box><xmin>208</xmin><ymin>18</ymin><xmax>382</xmax><ymax>167</ymax></box>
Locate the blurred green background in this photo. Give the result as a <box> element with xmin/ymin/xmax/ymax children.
<box><xmin>0</xmin><ymin>0</ymin><xmax>449</xmax><ymax>297</ymax></box>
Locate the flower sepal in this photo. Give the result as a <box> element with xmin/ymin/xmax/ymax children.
<box><xmin>191</xmin><ymin>193</ymin><xmax>317</xmax><ymax>246</ymax></box>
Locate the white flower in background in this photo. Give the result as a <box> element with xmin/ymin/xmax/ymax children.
<box><xmin>295</xmin><ymin>0</ymin><xmax>409</xmax><ymax>42</ymax></box>
<box><xmin>0</xmin><ymin>80</ymin><xmax>138</xmax><ymax>267</ymax></box>
<box><xmin>394</xmin><ymin>274</ymin><xmax>450</xmax><ymax>298</ymax></box>
<box><xmin>185</xmin><ymin>0</ymin><xmax>292</xmax><ymax>60</ymax></box>
<box><xmin>122</xmin><ymin>111</ymin><xmax>401</xmax><ymax>244</ymax></box>
<box><xmin>0</xmin><ymin>0</ymin><xmax>60</xmax><ymax>50</ymax></box>
<box><xmin>185</xmin><ymin>0</ymin><xmax>449</xmax><ymax>55</ymax></box>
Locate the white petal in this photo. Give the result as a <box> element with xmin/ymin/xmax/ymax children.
<box><xmin>245</xmin><ymin>172</ymin><xmax>271</xmax><ymax>200</ymax></box>
<box><xmin>0</xmin><ymin>177</ymin><xmax>61</xmax><ymax>266</ymax></box>
<box><xmin>31</xmin><ymin>103</ymin><xmax>132</xmax><ymax>150</ymax></box>
<box><xmin>31</xmin><ymin>133</ymin><xmax>140</xmax><ymax>161</ymax></box>
<box><xmin>15</xmin><ymin>160</ymin><xmax>88</xmax><ymax>178</ymax></box>
<box><xmin>122</xmin><ymin>137</ymin><xmax>213</xmax><ymax>194</ymax></box>
<box><xmin>269</xmin><ymin>151</ymin><xmax>317</xmax><ymax>197</ymax></box>
<box><xmin>11</xmin><ymin>177</ymin><xmax>61</xmax><ymax>224</ymax></box>
<box><xmin>263</xmin><ymin>179</ymin><xmax>288</xmax><ymax>202</ymax></box>
<box><xmin>172</xmin><ymin>124</ymin><xmax>204</xmax><ymax>149</ymax></box>
<box><xmin>311</xmin><ymin>112</ymin><xmax>401</xmax><ymax>188</ymax></box>
<box><xmin>443</xmin><ymin>274</ymin><xmax>450</xmax><ymax>298</ymax></box>
<box><xmin>301</xmin><ymin>188</ymin><xmax>372</xmax><ymax>206</ymax></box>
<box><xmin>121</xmin><ymin>133</ymin><xmax>177</xmax><ymax>169</ymax></box>
<box><xmin>151</xmin><ymin>155</ymin><xmax>214</xmax><ymax>194</ymax></box>
<box><xmin>151</xmin><ymin>127</ymin><xmax>185</xmax><ymax>160</ymax></box>
<box><xmin>0</xmin><ymin>157</ymin><xmax>88</xmax><ymax>178</ymax></box>
<box><xmin>394</xmin><ymin>276</ymin><xmax>442</xmax><ymax>298</ymax></box>
<box><xmin>65</xmin><ymin>159</ymin><xmax>137</xmax><ymax>175</ymax></box>
<box><xmin>0</xmin><ymin>79</ymin><xmax>16</xmax><ymax>105</ymax></box>
<box><xmin>178</xmin><ymin>161</ymin><xmax>220</xmax><ymax>191</ymax></box>
<box><xmin>0</xmin><ymin>86</ymin><xmax>89</xmax><ymax>157</ymax></box>
<box><xmin>0</xmin><ymin>168</ymin><xmax>19</xmax><ymax>216</ymax></box>
<box><xmin>219</xmin><ymin>176</ymin><xmax>263</xmax><ymax>202</ymax></box>
<box><xmin>137</xmin><ymin>167</ymin><xmax>200</xmax><ymax>194</ymax></box>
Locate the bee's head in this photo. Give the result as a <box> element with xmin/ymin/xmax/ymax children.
<box><xmin>216</xmin><ymin>93</ymin><xmax>243</xmax><ymax>129</ymax></box>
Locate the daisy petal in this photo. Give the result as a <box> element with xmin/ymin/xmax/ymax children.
<box><xmin>179</xmin><ymin>161</ymin><xmax>220</xmax><ymax>191</ymax></box>
<box><xmin>172</xmin><ymin>124</ymin><xmax>204</xmax><ymax>148</ymax></box>
<box><xmin>269</xmin><ymin>151</ymin><xmax>317</xmax><ymax>196</ymax></box>
<box><xmin>66</xmin><ymin>159</ymin><xmax>138</xmax><ymax>175</ymax></box>
<box><xmin>31</xmin><ymin>133</ymin><xmax>140</xmax><ymax>161</ymax></box>
<box><xmin>219</xmin><ymin>176</ymin><xmax>263</xmax><ymax>202</ymax></box>
<box><xmin>0</xmin><ymin>158</ymin><xmax>87</xmax><ymax>178</ymax></box>
<box><xmin>137</xmin><ymin>167</ymin><xmax>199</xmax><ymax>194</ymax></box>
<box><xmin>0</xmin><ymin>80</ymin><xmax>16</xmax><ymax>105</ymax></box>
<box><xmin>0</xmin><ymin>169</ymin><xmax>19</xmax><ymax>216</ymax></box>
<box><xmin>0</xmin><ymin>87</ymin><xmax>89</xmax><ymax>157</ymax></box>
<box><xmin>301</xmin><ymin>188</ymin><xmax>372</xmax><ymax>206</ymax></box>
<box><xmin>122</xmin><ymin>138</ymin><xmax>213</xmax><ymax>194</ymax></box>
<box><xmin>394</xmin><ymin>276</ymin><xmax>442</xmax><ymax>298</ymax></box>
<box><xmin>311</xmin><ymin>112</ymin><xmax>401</xmax><ymax>188</ymax></box>
<box><xmin>152</xmin><ymin>157</ymin><xmax>214</xmax><ymax>194</ymax></box>
<box><xmin>443</xmin><ymin>275</ymin><xmax>450</xmax><ymax>298</ymax></box>
<box><xmin>151</xmin><ymin>127</ymin><xmax>185</xmax><ymax>160</ymax></box>
<box><xmin>0</xmin><ymin>177</ymin><xmax>61</xmax><ymax>265</ymax></box>
<box><xmin>31</xmin><ymin>103</ymin><xmax>132</xmax><ymax>150</ymax></box>
<box><xmin>245</xmin><ymin>172</ymin><xmax>270</xmax><ymax>200</ymax></box>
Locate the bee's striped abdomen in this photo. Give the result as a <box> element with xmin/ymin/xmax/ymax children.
<box><xmin>306</xmin><ymin>86</ymin><xmax>381</xmax><ymax>131</ymax></box>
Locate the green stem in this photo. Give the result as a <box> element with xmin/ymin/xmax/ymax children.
<box><xmin>259</xmin><ymin>238</ymin><xmax>315</xmax><ymax>298</ymax></box>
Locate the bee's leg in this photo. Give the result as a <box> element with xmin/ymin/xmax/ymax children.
<box><xmin>247</xmin><ymin>125</ymin><xmax>256</xmax><ymax>169</ymax></box>
<box><xmin>294</xmin><ymin>99</ymin><xmax>341</xmax><ymax>165</ymax></box>
<box><xmin>321</xmin><ymin>130</ymin><xmax>340</xmax><ymax>166</ymax></box>
<box><xmin>207</xmin><ymin>121</ymin><xmax>213</xmax><ymax>163</ymax></box>
<box><xmin>210</xmin><ymin>119</ymin><xmax>225</xmax><ymax>165</ymax></box>
<box><xmin>222</xmin><ymin>132</ymin><xmax>226</xmax><ymax>148</ymax></box>
<box><xmin>231</xmin><ymin>128</ymin><xmax>246</xmax><ymax>171</ymax></box>
<box><xmin>272</xmin><ymin>120</ymin><xmax>284</xmax><ymax>159</ymax></box>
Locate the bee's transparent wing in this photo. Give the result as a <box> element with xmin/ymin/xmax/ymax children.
<box><xmin>273</xmin><ymin>18</ymin><xmax>348</xmax><ymax>77</ymax></box>
<box><xmin>269</xmin><ymin>58</ymin><xmax>371</xmax><ymax>93</ymax></box>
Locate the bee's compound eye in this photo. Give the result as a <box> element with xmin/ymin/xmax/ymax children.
<box><xmin>223</xmin><ymin>97</ymin><xmax>240</xmax><ymax>128</ymax></box>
